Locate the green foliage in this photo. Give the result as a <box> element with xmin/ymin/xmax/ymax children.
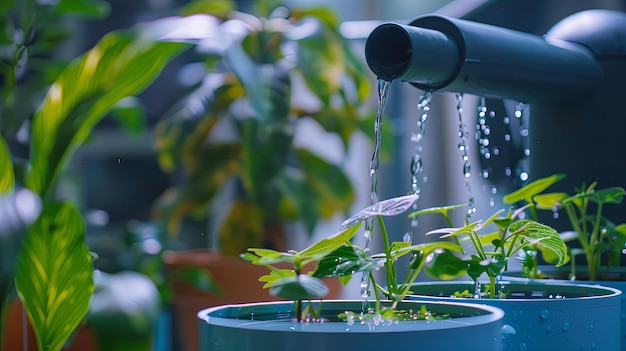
<box><xmin>414</xmin><ymin>180</ymin><xmax>569</xmax><ymax>298</ymax></box>
<box><xmin>15</xmin><ymin>202</ymin><xmax>93</xmax><ymax>351</ymax></box>
<box><xmin>152</xmin><ymin>0</ymin><xmax>375</xmax><ymax>256</ymax></box>
<box><xmin>513</xmin><ymin>174</ymin><xmax>626</xmax><ymax>280</ymax></box>
<box><xmin>242</xmin><ymin>194</ymin><xmax>463</xmax><ymax>318</ymax></box>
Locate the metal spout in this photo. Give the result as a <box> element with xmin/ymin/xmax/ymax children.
<box><xmin>365</xmin><ymin>14</ymin><xmax>604</xmax><ymax>102</ymax></box>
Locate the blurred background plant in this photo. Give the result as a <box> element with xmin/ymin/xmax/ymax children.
<box><xmin>152</xmin><ymin>0</ymin><xmax>379</xmax><ymax>256</ymax></box>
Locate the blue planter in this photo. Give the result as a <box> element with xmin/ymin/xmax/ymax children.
<box><xmin>503</xmin><ymin>265</ymin><xmax>626</xmax><ymax>350</ymax></box>
<box><xmin>198</xmin><ymin>299</ymin><xmax>504</xmax><ymax>351</ymax></box>
<box><xmin>408</xmin><ymin>280</ymin><xmax>622</xmax><ymax>351</ymax></box>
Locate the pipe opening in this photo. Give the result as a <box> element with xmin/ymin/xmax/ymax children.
<box><xmin>365</xmin><ymin>24</ymin><xmax>412</xmax><ymax>82</ymax></box>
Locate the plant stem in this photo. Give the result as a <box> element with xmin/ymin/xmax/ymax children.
<box><xmin>489</xmin><ymin>275</ymin><xmax>496</xmax><ymax>299</ymax></box>
<box><xmin>295</xmin><ymin>300</ymin><xmax>302</xmax><ymax>322</ymax></box>
<box><xmin>377</xmin><ymin>215</ymin><xmax>396</xmax><ymax>295</ymax></box>
<box><xmin>370</xmin><ymin>271</ymin><xmax>381</xmax><ymax>312</ymax></box>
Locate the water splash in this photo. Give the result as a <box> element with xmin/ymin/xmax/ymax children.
<box><xmin>457</xmin><ymin>94</ymin><xmax>475</xmax><ymax>219</ymax></box>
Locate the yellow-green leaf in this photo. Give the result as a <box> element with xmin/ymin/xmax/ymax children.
<box><xmin>15</xmin><ymin>202</ymin><xmax>94</xmax><ymax>351</ymax></box>
<box><xmin>0</xmin><ymin>135</ymin><xmax>14</xmax><ymax>193</ymax></box>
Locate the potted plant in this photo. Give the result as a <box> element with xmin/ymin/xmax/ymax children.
<box><xmin>500</xmin><ymin>173</ymin><xmax>626</xmax><ymax>349</ymax></box>
<box><xmin>404</xmin><ymin>176</ymin><xmax>622</xmax><ymax>350</ymax></box>
<box><xmin>198</xmin><ymin>194</ymin><xmax>505</xmax><ymax>351</ymax></box>
<box><xmin>150</xmin><ymin>1</ymin><xmax>377</xmax><ymax>349</ymax></box>
<box><xmin>0</xmin><ymin>1</ymin><xmax>223</xmax><ymax>349</ymax></box>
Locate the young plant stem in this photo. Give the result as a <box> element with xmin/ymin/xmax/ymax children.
<box><xmin>377</xmin><ymin>215</ymin><xmax>397</xmax><ymax>294</ymax></box>
<box><xmin>397</xmin><ymin>260</ymin><xmax>425</xmax><ymax>305</ymax></box>
<box><xmin>488</xmin><ymin>275</ymin><xmax>496</xmax><ymax>299</ymax></box>
<box><xmin>370</xmin><ymin>271</ymin><xmax>381</xmax><ymax>313</ymax></box>
<box><xmin>295</xmin><ymin>300</ymin><xmax>302</xmax><ymax>322</ymax></box>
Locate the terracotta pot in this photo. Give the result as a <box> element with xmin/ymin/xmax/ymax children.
<box><xmin>2</xmin><ymin>300</ymin><xmax>97</xmax><ymax>351</ymax></box>
<box><xmin>164</xmin><ymin>249</ymin><xmax>343</xmax><ymax>351</ymax></box>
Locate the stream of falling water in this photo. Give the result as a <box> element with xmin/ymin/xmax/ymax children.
<box><xmin>456</xmin><ymin>94</ymin><xmax>475</xmax><ymax>219</ymax></box>
<box><xmin>360</xmin><ymin>79</ymin><xmax>391</xmax><ymax>299</ymax></box>
<box><xmin>515</xmin><ymin>102</ymin><xmax>530</xmax><ymax>185</ymax></box>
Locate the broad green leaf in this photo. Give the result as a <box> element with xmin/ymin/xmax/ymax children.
<box><xmin>341</xmin><ymin>194</ymin><xmax>419</xmax><ymax>229</ymax></box>
<box><xmin>241</xmin><ymin>248</ymin><xmax>297</xmax><ymax>266</ymax></box>
<box><xmin>277</xmin><ymin>171</ymin><xmax>322</xmax><ymax>235</ymax></box>
<box><xmin>58</xmin><ymin>0</ymin><xmax>111</xmax><ymax>18</ymax></box>
<box><xmin>507</xmin><ymin>220</ymin><xmax>568</xmax><ymax>267</ymax></box>
<box><xmin>269</xmin><ymin>274</ymin><xmax>328</xmax><ymax>300</ymax></box>
<box><xmin>0</xmin><ymin>136</ymin><xmax>14</xmax><ymax>193</ymax></box>
<box><xmin>241</xmin><ymin>120</ymin><xmax>294</xmax><ymax>195</ymax></box>
<box><xmin>313</xmin><ymin>245</ymin><xmax>380</xmax><ymax>278</ymax></box>
<box><xmin>503</xmin><ymin>173</ymin><xmax>565</xmax><ymax>204</ymax></box>
<box><xmin>533</xmin><ymin>192</ymin><xmax>568</xmax><ymax>210</ymax></box>
<box><xmin>563</xmin><ymin>186</ymin><xmax>625</xmax><ymax>206</ymax></box>
<box><xmin>408</xmin><ymin>204</ymin><xmax>466</xmax><ymax>218</ymax></box>
<box><xmin>258</xmin><ymin>269</ymin><xmax>296</xmax><ymax>288</ymax></box>
<box><xmin>152</xmin><ymin>142</ymin><xmax>241</xmax><ymax>234</ymax></box>
<box><xmin>295</xmin><ymin>147</ymin><xmax>354</xmax><ymax>220</ymax></box>
<box><xmin>15</xmin><ymin>202</ymin><xmax>93</xmax><ymax>351</ymax></box>
<box><xmin>295</xmin><ymin>17</ymin><xmax>344</xmax><ymax>105</ymax></box>
<box><xmin>218</xmin><ymin>200</ymin><xmax>264</xmax><ymax>257</ymax></box>
<box><xmin>108</xmin><ymin>97</ymin><xmax>146</xmax><ymax>136</ymax></box>
<box><xmin>424</xmin><ymin>248</ymin><xmax>467</xmax><ymax>280</ymax></box>
<box><xmin>25</xmin><ymin>16</ymin><xmax>207</xmax><ymax>199</ymax></box>
<box><xmin>297</xmin><ymin>223</ymin><xmax>361</xmax><ymax>261</ymax></box>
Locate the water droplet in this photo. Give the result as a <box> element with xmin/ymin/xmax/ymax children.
<box><xmin>588</xmin><ymin>324</ymin><xmax>594</xmax><ymax>332</ymax></box>
<box><xmin>540</xmin><ymin>310</ymin><xmax>550</xmax><ymax>319</ymax></box>
<box><xmin>562</xmin><ymin>322</ymin><xmax>570</xmax><ymax>331</ymax></box>
<box><xmin>403</xmin><ymin>232</ymin><xmax>412</xmax><ymax>243</ymax></box>
<box><xmin>546</xmin><ymin>326</ymin><xmax>552</xmax><ymax>333</ymax></box>
<box><xmin>501</xmin><ymin>324</ymin><xmax>517</xmax><ymax>338</ymax></box>
<box><xmin>520</xmin><ymin>172</ymin><xmax>529</xmax><ymax>182</ymax></box>
<box><xmin>519</xmin><ymin>343</ymin><xmax>527</xmax><ymax>351</ymax></box>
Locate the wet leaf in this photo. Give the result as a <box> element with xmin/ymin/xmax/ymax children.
<box><xmin>533</xmin><ymin>192</ymin><xmax>568</xmax><ymax>210</ymax></box>
<box><xmin>563</xmin><ymin>186</ymin><xmax>625</xmax><ymax>206</ymax></box>
<box><xmin>341</xmin><ymin>194</ymin><xmax>419</xmax><ymax>229</ymax></box>
<box><xmin>408</xmin><ymin>204</ymin><xmax>466</xmax><ymax>218</ymax></box>
<box><xmin>313</xmin><ymin>245</ymin><xmax>380</xmax><ymax>278</ymax></box>
<box><xmin>507</xmin><ymin>220</ymin><xmax>568</xmax><ymax>267</ymax></box>
<box><xmin>269</xmin><ymin>274</ymin><xmax>328</xmax><ymax>300</ymax></box>
<box><xmin>503</xmin><ymin>173</ymin><xmax>565</xmax><ymax>204</ymax></box>
<box><xmin>297</xmin><ymin>223</ymin><xmax>361</xmax><ymax>261</ymax></box>
<box><xmin>424</xmin><ymin>249</ymin><xmax>467</xmax><ymax>281</ymax></box>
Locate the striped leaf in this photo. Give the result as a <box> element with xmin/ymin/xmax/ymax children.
<box><xmin>24</xmin><ymin>16</ymin><xmax>204</xmax><ymax>199</ymax></box>
<box><xmin>15</xmin><ymin>202</ymin><xmax>93</xmax><ymax>351</ymax></box>
<box><xmin>0</xmin><ymin>135</ymin><xmax>13</xmax><ymax>193</ymax></box>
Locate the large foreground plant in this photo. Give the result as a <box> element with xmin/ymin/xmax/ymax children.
<box><xmin>0</xmin><ymin>8</ymin><xmax>220</xmax><ymax>350</ymax></box>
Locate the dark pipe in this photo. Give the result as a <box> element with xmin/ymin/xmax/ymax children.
<box><xmin>529</xmin><ymin>9</ymin><xmax>626</xmax><ymax>226</ymax></box>
<box><xmin>365</xmin><ymin>14</ymin><xmax>603</xmax><ymax>102</ymax></box>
